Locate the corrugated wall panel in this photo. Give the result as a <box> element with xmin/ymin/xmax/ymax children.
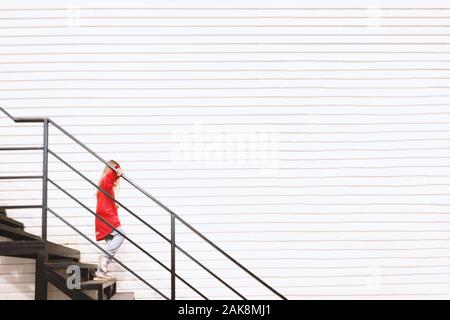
<box><xmin>1</xmin><ymin>0</ymin><xmax>450</xmax><ymax>299</ymax></box>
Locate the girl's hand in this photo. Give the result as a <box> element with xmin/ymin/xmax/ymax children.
<box><xmin>116</xmin><ymin>168</ymin><xmax>124</xmax><ymax>177</ymax></box>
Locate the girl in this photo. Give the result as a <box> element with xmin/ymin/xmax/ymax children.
<box><xmin>94</xmin><ymin>160</ymin><xmax>125</xmax><ymax>280</ymax></box>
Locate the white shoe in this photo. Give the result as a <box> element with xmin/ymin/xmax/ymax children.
<box><xmin>99</xmin><ymin>256</ymin><xmax>110</xmax><ymax>274</ymax></box>
<box><xmin>94</xmin><ymin>270</ymin><xmax>113</xmax><ymax>280</ymax></box>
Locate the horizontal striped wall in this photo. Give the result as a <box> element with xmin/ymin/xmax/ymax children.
<box><xmin>1</xmin><ymin>0</ymin><xmax>450</xmax><ymax>299</ymax></box>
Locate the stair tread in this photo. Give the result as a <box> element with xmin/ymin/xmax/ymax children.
<box><xmin>45</xmin><ymin>261</ymin><xmax>97</xmax><ymax>270</ymax></box>
<box><xmin>81</xmin><ymin>278</ymin><xmax>116</xmax><ymax>290</ymax></box>
<box><xmin>0</xmin><ymin>216</ymin><xmax>79</xmax><ymax>260</ymax></box>
<box><xmin>0</xmin><ymin>215</ymin><xmax>24</xmax><ymax>230</ymax></box>
<box><xmin>110</xmin><ymin>292</ymin><xmax>135</xmax><ymax>300</ymax></box>
<box><xmin>0</xmin><ymin>240</ymin><xmax>80</xmax><ymax>260</ymax></box>
<box><xmin>0</xmin><ymin>223</ymin><xmax>40</xmax><ymax>241</ymax></box>
<box><xmin>44</xmin><ymin>241</ymin><xmax>80</xmax><ymax>260</ymax></box>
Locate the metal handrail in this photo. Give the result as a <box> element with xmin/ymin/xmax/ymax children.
<box><xmin>0</xmin><ymin>176</ymin><xmax>206</xmax><ymax>299</ymax></box>
<box><xmin>0</xmin><ymin>205</ymin><xmax>43</xmax><ymax>210</ymax></box>
<box><xmin>0</xmin><ymin>147</ymin><xmax>43</xmax><ymax>151</ymax></box>
<box><xmin>0</xmin><ymin>106</ymin><xmax>287</xmax><ymax>300</ymax></box>
<box><xmin>0</xmin><ymin>175</ymin><xmax>42</xmax><ymax>180</ymax></box>
<box><xmin>46</xmin><ymin>207</ymin><xmax>170</xmax><ymax>300</ymax></box>
<box><xmin>0</xmin><ymin>204</ymin><xmax>171</xmax><ymax>300</ymax></box>
<box><xmin>0</xmin><ymin>148</ymin><xmax>236</xmax><ymax>298</ymax></box>
<box><xmin>48</xmin><ymin>149</ymin><xmax>246</xmax><ymax>299</ymax></box>
<box><xmin>47</xmin><ymin>178</ymin><xmax>208</xmax><ymax>300</ymax></box>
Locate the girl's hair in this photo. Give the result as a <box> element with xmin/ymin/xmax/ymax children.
<box><xmin>97</xmin><ymin>160</ymin><xmax>121</xmax><ymax>197</ymax></box>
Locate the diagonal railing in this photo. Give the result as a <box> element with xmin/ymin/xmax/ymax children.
<box><xmin>0</xmin><ymin>106</ymin><xmax>287</xmax><ymax>300</ymax></box>
<box><xmin>48</xmin><ymin>149</ymin><xmax>246</xmax><ymax>299</ymax></box>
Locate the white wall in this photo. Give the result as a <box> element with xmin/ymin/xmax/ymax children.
<box><xmin>1</xmin><ymin>0</ymin><xmax>450</xmax><ymax>299</ymax></box>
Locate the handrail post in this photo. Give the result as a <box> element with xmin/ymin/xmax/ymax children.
<box><xmin>171</xmin><ymin>213</ymin><xmax>176</xmax><ymax>300</ymax></box>
<box><xmin>41</xmin><ymin>119</ymin><xmax>49</xmax><ymax>240</ymax></box>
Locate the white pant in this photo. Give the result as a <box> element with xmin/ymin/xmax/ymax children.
<box><xmin>97</xmin><ymin>227</ymin><xmax>125</xmax><ymax>273</ymax></box>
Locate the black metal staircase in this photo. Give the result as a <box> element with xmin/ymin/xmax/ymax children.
<box><xmin>0</xmin><ymin>208</ymin><xmax>132</xmax><ymax>300</ymax></box>
<box><xmin>0</xmin><ymin>107</ymin><xmax>287</xmax><ymax>300</ymax></box>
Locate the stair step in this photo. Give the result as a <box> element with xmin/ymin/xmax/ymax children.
<box><xmin>81</xmin><ymin>278</ymin><xmax>116</xmax><ymax>291</ymax></box>
<box><xmin>0</xmin><ymin>240</ymin><xmax>42</xmax><ymax>258</ymax></box>
<box><xmin>46</xmin><ymin>258</ymin><xmax>78</xmax><ymax>263</ymax></box>
<box><xmin>0</xmin><ymin>223</ymin><xmax>40</xmax><ymax>241</ymax></box>
<box><xmin>0</xmin><ymin>240</ymin><xmax>80</xmax><ymax>261</ymax></box>
<box><xmin>43</xmin><ymin>267</ymin><xmax>92</xmax><ymax>300</ymax></box>
<box><xmin>0</xmin><ymin>213</ymin><xmax>80</xmax><ymax>260</ymax></box>
<box><xmin>0</xmin><ymin>215</ymin><xmax>24</xmax><ymax>230</ymax></box>
<box><xmin>45</xmin><ymin>261</ymin><xmax>97</xmax><ymax>271</ymax></box>
<box><xmin>110</xmin><ymin>292</ymin><xmax>135</xmax><ymax>300</ymax></box>
<box><xmin>81</xmin><ymin>278</ymin><xmax>117</xmax><ymax>300</ymax></box>
<box><xmin>46</xmin><ymin>261</ymin><xmax>97</xmax><ymax>282</ymax></box>
<box><xmin>45</xmin><ymin>242</ymin><xmax>80</xmax><ymax>261</ymax></box>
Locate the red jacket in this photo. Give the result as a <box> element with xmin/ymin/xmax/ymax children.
<box><xmin>95</xmin><ymin>168</ymin><xmax>121</xmax><ymax>241</ymax></box>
